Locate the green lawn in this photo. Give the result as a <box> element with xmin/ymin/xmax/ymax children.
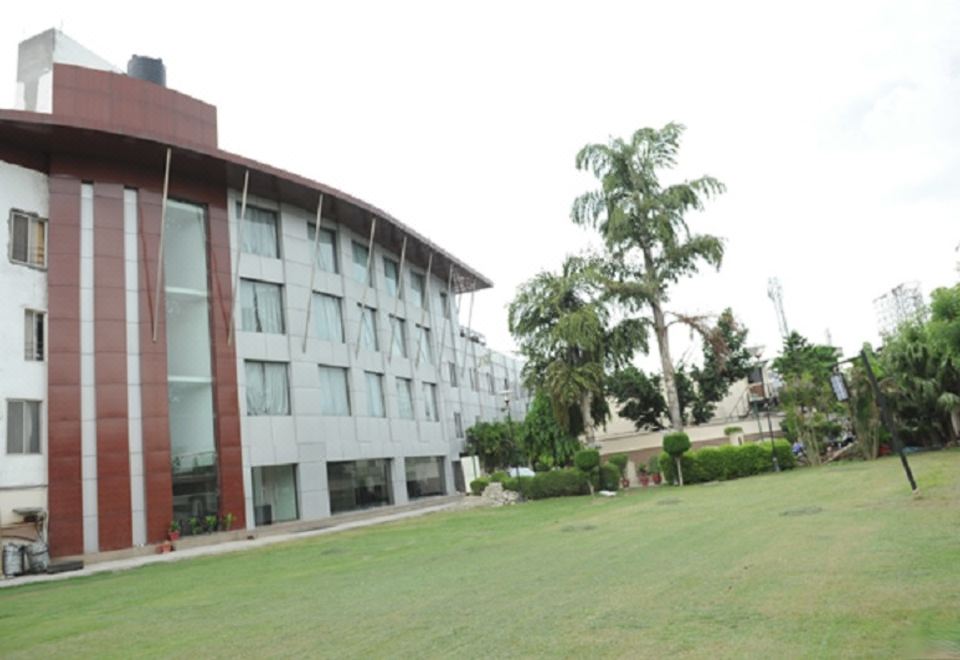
<box><xmin>2</xmin><ymin>451</ymin><xmax>958</xmax><ymax>658</ymax></box>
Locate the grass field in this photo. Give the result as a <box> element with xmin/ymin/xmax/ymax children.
<box><xmin>1</xmin><ymin>451</ymin><xmax>958</xmax><ymax>658</ymax></box>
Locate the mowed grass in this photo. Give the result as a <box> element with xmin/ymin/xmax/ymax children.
<box><xmin>1</xmin><ymin>452</ymin><xmax>958</xmax><ymax>659</ymax></box>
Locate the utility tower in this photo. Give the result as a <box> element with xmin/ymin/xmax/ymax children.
<box><xmin>874</xmin><ymin>282</ymin><xmax>926</xmax><ymax>337</ymax></box>
<box><xmin>767</xmin><ymin>278</ymin><xmax>790</xmax><ymax>340</ymax></box>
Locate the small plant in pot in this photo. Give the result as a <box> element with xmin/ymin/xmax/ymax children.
<box><xmin>204</xmin><ymin>515</ymin><xmax>219</xmax><ymax>533</ymax></box>
<box><xmin>168</xmin><ymin>520</ymin><xmax>181</xmax><ymax>541</ymax></box>
<box><xmin>222</xmin><ymin>512</ymin><xmax>235</xmax><ymax>531</ymax></box>
<box><xmin>637</xmin><ymin>465</ymin><xmax>651</xmax><ymax>487</ymax></box>
<box><xmin>189</xmin><ymin>517</ymin><xmax>202</xmax><ymax>536</ymax></box>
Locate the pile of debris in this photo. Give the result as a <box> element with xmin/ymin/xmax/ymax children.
<box><xmin>481</xmin><ymin>482</ymin><xmax>521</xmax><ymax>506</ymax></box>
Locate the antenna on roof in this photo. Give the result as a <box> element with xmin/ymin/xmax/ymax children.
<box><xmin>767</xmin><ymin>277</ymin><xmax>789</xmax><ymax>341</ymax></box>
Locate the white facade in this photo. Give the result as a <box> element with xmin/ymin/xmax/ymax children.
<box><xmin>0</xmin><ymin>160</ymin><xmax>49</xmax><ymax>525</ymax></box>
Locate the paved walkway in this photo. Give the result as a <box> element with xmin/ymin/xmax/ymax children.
<box><xmin>1</xmin><ymin>499</ymin><xmax>471</xmax><ymax>590</ymax></box>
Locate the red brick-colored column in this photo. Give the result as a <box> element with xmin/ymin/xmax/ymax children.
<box><xmin>93</xmin><ymin>183</ymin><xmax>132</xmax><ymax>550</ymax></box>
<box><xmin>46</xmin><ymin>175</ymin><xmax>83</xmax><ymax>557</ymax></box>
<box><xmin>137</xmin><ymin>189</ymin><xmax>173</xmax><ymax>543</ymax></box>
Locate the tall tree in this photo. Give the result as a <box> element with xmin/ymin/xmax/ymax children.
<box><xmin>572</xmin><ymin>123</ymin><xmax>725</xmax><ymax>430</ymax></box>
<box><xmin>520</xmin><ymin>391</ymin><xmax>581</xmax><ymax>469</ymax></box>
<box><xmin>509</xmin><ymin>255</ymin><xmax>645</xmax><ymax>446</ymax></box>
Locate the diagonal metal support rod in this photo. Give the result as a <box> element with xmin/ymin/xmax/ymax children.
<box><xmin>151</xmin><ymin>147</ymin><xmax>172</xmax><ymax>343</ymax></box>
<box><xmin>227</xmin><ymin>169</ymin><xmax>250</xmax><ymax>346</ymax></box>
<box><xmin>415</xmin><ymin>252</ymin><xmax>434</xmax><ymax>367</ymax></box>
<box><xmin>354</xmin><ymin>217</ymin><xmax>378</xmax><ymax>356</ymax></box>
<box><xmin>301</xmin><ymin>193</ymin><xmax>325</xmax><ymax>353</ymax></box>
<box><xmin>386</xmin><ymin>235</ymin><xmax>408</xmax><ymax>363</ymax></box>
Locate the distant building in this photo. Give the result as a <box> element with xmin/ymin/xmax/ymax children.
<box><xmin>874</xmin><ymin>282</ymin><xmax>926</xmax><ymax>337</ymax></box>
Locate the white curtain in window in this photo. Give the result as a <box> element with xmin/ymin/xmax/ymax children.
<box><xmin>390</xmin><ymin>317</ymin><xmax>406</xmax><ymax>358</ymax></box>
<box><xmin>365</xmin><ymin>372</ymin><xmax>385</xmax><ymax>417</ymax></box>
<box><xmin>240</xmin><ymin>280</ymin><xmax>257</xmax><ymax>332</ymax></box>
<box><xmin>241</xmin><ymin>206</ymin><xmax>279</xmax><ymax>258</ymax></box>
<box><xmin>241</xmin><ymin>281</ymin><xmax>284</xmax><ymax>333</ymax></box>
<box><xmin>360</xmin><ymin>307</ymin><xmax>378</xmax><ymax>351</ymax></box>
<box><xmin>396</xmin><ymin>378</ymin><xmax>414</xmax><ymax>419</ymax></box>
<box><xmin>313</xmin><ymin>294</ymin><xmax>344</xmax><ymax>342</ymax></box>
<box><xmin>423</xmin><ymin>383</ymin><xmax>438</xmax><ymax>421</ymax></box>
<box><xmin>246</xmin><ymin>362</ymin><xmax>289</xmax><ymax>415</ymax></box>
<box><xmin>352</xmin><ymin>242</ymin><xmax>370</xmax><ymax>284</ymax></box>
<box><xmin>308</xmin><ymin>224</ymin><xmax>338</xmax><ymax>273</ymax></box>
<box><xmin>319</xmin><ymin>366</ymin><xmax>350</xmax><ymax>415</ymax></box>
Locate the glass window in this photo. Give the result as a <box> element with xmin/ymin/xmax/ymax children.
<box><xmin>359</xmin><ymin>305</ymin><xmax>379</xmax><ymax>352</ymax></box>
<box><xmin>307</xmin><ymin>223</ymin><xmax>338</xmax><ymax>274</ymax></box>
<box><xmin>405</xmin><ymin>456</ymin><xmax>446</xmax><ymax>499</ymax></box>
<box><xmin>9</xmin><ymin>211</ymin><xmax>46</xmax><ymax>268</ymax></box>
<box><xmin>327</xmin><ymin>459</ymin><xmax>392</xmax><ymax>514</ymax></box>
<box><xmin>351</xmin><ymin>241</ymin><xmax>371</xmax><ymax>285</ymax></box>
<box><xmin>469</xmin><ymin>368</ymin><xmax>479</xmax><ymax>392</ymax></box>
<box><xmin>245</xmin><ymin>361</ymin><xmax>290</xmax><ymax>416</ymax></box>
<box><xmin>24</xmin><ymin>310</ymin><xmax>44</xmax><ymax>361</ymax></box>
<box><xmin>453</xmin><ymin>412</ymin><xmax>464</xmax><ymax>439</ymax></box>
<box><xmin>396</xmin><ymin>377</ymin><xmax>414</xmax><ymax>420</ymax></box>
<box><xmin>448</xmin><ymin>361</ymin><xmax>458</xmax><ymax>387</ymax></box>
<box><xmin>383</xmin><ymin>257</ymin><xmax>400</xmax><ymax>297</ymax></box>
<box><xmin>240</xmin><ymin>279</ymin><xmax>285</xmax><ymax>334</ymax></box>
<box><xmin>318</xmin><ymin>365</ymin><xmax>351</xmax><ymax>416</ymax></box>
<box><xmin>416</xmin><ymin>325</ymin><xmax>433</xmax><ymax>365</ymax></box>
<box><xmin>487</xmin><ymin>372</ymin><xmax>496</xmax><ymax>394</ymax></box>
<box><xmin>365</xmin><ymin>372</ymin><xmax>385</xmax><ymax>418</ymax></box>
<box><xmin>439</xmin><ymin>292</ymin><xmax>450</xmax><ymax>319</ymax></box>
<box><xmin>410</xmin><ymin>272</ymin><xmax>426</xmax><ymax>308</ymax></box>
<box><xmin>240</xmin><ymin>204</ymin><xmax>280</xmax><ymax>258</ymax></box>
<box><xmin>6</xmin><ymin>400</ymin><xmax>40</xmax><ymax>454</ymax></box>
<box><xmin>389</xmin><ymin>316</ymin><xmax>407</xmax><ymax>359</ymax></box>
<box><xmin>423</xmin><ymin>382</ymin><xmax>439</xmax><ymax>422</ymax></box>
<box><xmin>252</xmin><ymin>464</ymin><xmax>299</xmax><ymax>526</ymax></box>
<box><xmin>312</xmin><ymin>293</ymin><xmax>344</xmax><ymax>342</ymax></box>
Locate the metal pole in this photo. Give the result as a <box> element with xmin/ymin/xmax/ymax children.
<box><xmin>227</xmin><ymin>169</ymin><xmax>250</xmax><ymax>346</ymax></box>
<box><xmin>151</xmin><ymin>147</ymin><xmax>172</xmax><ymax>343</ymax></box>
<box><xmin>300</xmin><ymin>193</ymin><xmax>325</xmax><ymax>353</ymax></box>
<box><xmin>859</xmin><ymin>349</ymin><xmax>918</xmax><ymax>493</ymax></box>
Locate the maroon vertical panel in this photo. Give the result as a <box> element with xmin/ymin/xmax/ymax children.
<box><xmin>46</xmin><ymin>174</ymin><xmax>83</xmax><ymax>557</ymax></box>
<box><xmin>206</xmin><ymin>201</ymin><xmax>245</xmax><ymax>527</ymax></box>
<box><xmin>137</xmin><ymin>189</ymin><xmax>174</xmax><ymax>544</ymax></box>
<box><xmin>93</xmin><ymin>183</ymin><xmax>132</xmax><ymax>550</ymax></box>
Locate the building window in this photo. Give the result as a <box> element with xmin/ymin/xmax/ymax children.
<box><xmin>240</xmin><ymin>279</ymin><xmax>285</xmax><ymax>334</ymax></box>
<box><xmin>351</xmin><ymin>241</ymin><xmax>372</xmax><ymax>285</ymax></box>
<box><xmin>448</xmin><ymin>361</ymin><xmax>458</xmax><ymax>387</ymax></box>
<box><xmin>358</xmin><ymin>305</ymin><xmax>379</xmax><ymax>351</ymax></box>
<box><xmin>245</xmin><ymin>361</ymin><xmax>290</xmax><ymax>415</ymax></box>
<box><xmin>252</xmin><ymin>464</ymin><xmax>299</xmax><ymax>526</ymax></box>
<box><xmin>504</xmin><ymin>377</ymin><xmax>510</xmax><ymax>391</ymax></box>
<box><xmin>405</xmin><ymin>456</ymin><xmax>446</xmax><ymax>499</ymax></box>
<box><xmin>384</xmin><ymin>257</ymin><xmax>400</xmax><ymax>297</ymax></box>
<box><xmin>410</xmin><ymin>272</ymin><xmax>426</xmax><ymax>308</ymax></box>
<box><xmin>240</xmin><ymin>204</ymin><xmax>280</xmax><ymax>258</ymax></box>
<box><xmin>439</xmin><ymin>292</ymin><xmax>450</xmax><ymax>319</ymax></box>
<box><xmin>24</xmin><ymin>310</ymin><xmax>44</xmax><ymax>361</ymax></box>
<box><xmin>6</xmin><ymin>400</ymin><xmax>40</xmax><ymax>454</ymax></box>
<box><xmin>453</xmin><ymin>412</ymin><xmax>464</xmax><ymax>439</ymax></box>
<box><xmin>9</xmin><ymin>210</ymin><xmax>46</xmax><ymax>268</ymax></box>
<box><xmin>487</xmin><ymin>372</ymin><xmax>496</xmax><ymax>395</ymax></box>
<box><xmin>416</xmin><ymin>325</ymin><xmax>433</xmax><ymax>365</ymax></box>
<box><xmin>469</xmin><ymin>368</ymin><xmax>479</xmax><ymax>392</ymax></box>
<box><xmin>307</xmin><ymin>223</ymin><xmax>338</xmax><ymax>274</ymax></box>
<box><xmin>396</xmin><ymin>377</ymin><xmax>414</xmax><ymax>420</ymax></box>
<box><xmin>327</xmin><ymin>459</ymin><xmax>393</xmax><ymax>514</ymax></box>
<box><xmin>423</xmin><ymin>382</ymin><xmax>439</xmax><ymax>422</ymax></box>
<box><xmin>312</xmin><ymin>293</ymin><xmax>344</xmax><ymax>342</ymax></box>
<box><xmin>318</xmin><ymin>365</ymin><xmax>351</xmax><ymax>416</ymax></box>
<box><xmin>365</xmin><ymin>372</ymin><xmax>386</xmax><ymax>418</ymax></box>
<box><xmin>389</xmin><ymin>315</ymin><xmax>407</xmax><ymax>358</ymax></box>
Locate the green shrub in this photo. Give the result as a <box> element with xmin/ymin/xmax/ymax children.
<box><xmin>599</xmin><ymin>463</ymin><xmax>621</xmax><ymax>491</ymax></box>
<box><xmin>574</xmin><ymin>449</ymin><xmax>600</xmax><ymax>472</ymax></box>
<box><xmin>663</xmin><ymin>432</ymin><xmax>691</xmax><ymax>457</ymax></box>
<box><xmin>724</xmin><ymin>426</ymin><xmax>744</xmax><ymax>436</ymax></box>
<box><xmin>489</xmin><ymin>471</ymin><xmax>510</xmax><ymax>483</ymax></box>
<box><xmin>502</xmin><ymin>476</ymin><xmax>533</xmax><ymax>493</ymax></box>
<box><xmin>694</xmin><ymin>447</ymin><xmax>724</xmax><ymax>482</ymax></box>
<box><xmin>607</xmin><ymin>453</ymin><xmax>629</xmax><ymax>477</ymax></box>
<box><xmin>523</xmin><ymin>468</ymin><xmax>590</xmax><ymax>499</ymax></box>
<box><xmin>470</xmin><ymin>477</ymin><xmax>490</xmax><ymax>495</ymax></box>
<box><xmin>658</xmin><ymin>439</ymin><xmax>796</xmax><ymax>486</ymax></box>
<box><xmin>648</xmin><ymin>454</ymin><xmax>661</xmax><ymax>474</ymax></box>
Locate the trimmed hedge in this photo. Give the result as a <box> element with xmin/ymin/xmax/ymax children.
<box><xmin>599</xmin><ymin>463</ymin><xmax>621</xmax><ymax>491</ymax></box>
<box><xmin>607</xmin><ymin>453</ymin><xmax>629</xmax><ymax>477</ymax></box>
<box><xmin>659</xmin><ymin>440</ymin><xmax>795</xmax><ymax>485</ymax></box>
<box><xmin>470</xmin><ymin>477</ymin><xmax>490</xmax><ymax>495</ymax></box>
<box><xmin>502</xmin><ymin>468</ymin><xmax>590</xmax><ymax>499</ymax></box>
<box><xmin>489</xmin><ymin>471</ymin><xmax>510</xmax><ymax>483</ymax></box>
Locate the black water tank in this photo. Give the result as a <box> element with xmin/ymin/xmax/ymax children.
<box><xmin>127</xmin><ymin>55</ymin><xmax>166</xmax><ymax>87</ymax></box>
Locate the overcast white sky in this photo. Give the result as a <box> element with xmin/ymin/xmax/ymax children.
<box><xmin>3</xmin><ymin>1</ymin><xmax>959</xmax><ymax>369</ymax></box>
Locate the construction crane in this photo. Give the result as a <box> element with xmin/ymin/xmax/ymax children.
<box><xmin>767</xmin><ymin>277</ymin><xmax>790</xmax><ymax>340</ymax></box>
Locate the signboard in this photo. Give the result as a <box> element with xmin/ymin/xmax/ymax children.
<box><xmin>830</xmin><ymin>372</ymin><xmax>849</xmax><ymax>402</ymax></box>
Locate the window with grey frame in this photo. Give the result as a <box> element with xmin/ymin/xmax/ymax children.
<box><xmin>409</xmin><ymin>271</ymin><xmax>426</xmax><ymax>308</ymax></box>
<box><xmin>24</xmin><ymin>309</ymin><xmax>44</xmax><ymax>361</ymax></box>
<box><xmin>396</xmin><ymin>377</ymin><xmax>415</xmax><ymax>419</ymax></box>
<box><xmin>389</xmin><ymin>315</ymin><xmax>407</xmax><ymax>358</ymax></box>
<box><xmin>453</xmin><ymin>411</ymin><xmax>464</xmax><ymax>438</ymax></box>
<box><xmin>9</xmin><ymin>210</ymin><xmax>46</xmax><ymax>268</ymax></box>
<box><xmin>306</xmin><ymin>223</ymin><xmax>338</xmax><ymax>274</ymax></box>
<box><xmin>423</xmin><ymin>382</ymin><xmax>439</xmax><ymax>422</ymax></box>
<box><xmin>415</xmin><ymin>324</ymin><xmax>433</xmax><ymax>365</ymax></box>
<box><xmin>240</xmin><ymin>204</ymin><xmax>280</xmax><ymax>258</ymax></box>
<box><xmin>351</xmin><ymin>241</ymin><xmax>372</xmax><ymax>285</ymax></box>
<box><xmin>447</xmin><ymin>361</ymin><xmax>458</xmax><ymax>387</ymax></box>
<box><xmin>245</xmin><ymin>361</ymin><xmax>290</xmax><ymax>415</ymax></box>
<box><xmin>358</xmin><ymin>305</ymin><xmax>379</xmax><ymax>352</ymax></box>
<box><xmin>383</xmin><ymin>257</ymin><xmax>400</xmax><ymax>297</ymax></box>
<box><xmin>365</xmin><ymin>371</ymin><xmax>386</xmax><ymax>418</ymax></box>
<box><xmin>318</xmin><ymin>365</ymin><xmax>351</xmax><ymax>416</ymax></box>
<box><xmin>6</xmin><ymin>400</ymin><xmax>41</xmax><ymax>454</ymax></box>
<box><xmin>240</xmin><ymin>279</ymin><xmax>285</xmax><ymax>334</ymax></box>
<box><xmin>487</xmin><ymin>372</ymin><xmax>496</xmax><ymax>395</ymax></box>
<box><xmin>312</xmin><ymin>292</ymin><xmax>344</xmax><ymax>342</ymax></box>
<box><xmin>439</xmin><ymin>292</ymin><xmax>450</xmax><ymax>319</ymax></box>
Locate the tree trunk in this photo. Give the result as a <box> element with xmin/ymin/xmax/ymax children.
<box><xmin>675</xmin><ymin>456</ymin><xmax>684</xmax><ymax>486</ymax></box>
<box><xmin>651</xmin><ymin>298</ymin><xmax>682</xmax><ymax>430</ymax></box>
<box><xmin>580</xmin><ymin>390</ymin><xmax>595</xmax><ymax>447</ymax></box>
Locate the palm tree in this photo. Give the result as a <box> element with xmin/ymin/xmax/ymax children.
<box><xmin>571</xmin><ymin>123</ymin><xmax>725</xmax><ymax>430</ymax></box>
<box><xmin>508</xmin><ymin>255</ymin><xmax>644</xmax><ymax>446</ymax></box>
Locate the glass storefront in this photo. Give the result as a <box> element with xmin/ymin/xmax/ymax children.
<box><xmin>404</xmin><ymin>456</ymin><xmax>446</xmax><ymax>499</ymax></box>
<box><xmin>327</xmin><ymin>459</ymin><xmax>393</xmax><ymax>514</ymax></box>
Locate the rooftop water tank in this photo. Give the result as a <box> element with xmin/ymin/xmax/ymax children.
<box><xmin>127</xmin><ymin>55</ymin><xmax>166</xmax><ymax>87</ymax></box>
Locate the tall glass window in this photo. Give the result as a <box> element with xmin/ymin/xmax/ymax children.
<box><xmin>359</xmin><ymin>305</ymin><xmax>379</xmax><ymax>352</ymax></box>
<box><xmin>165</xmin><ymin>200</ymin><xmax>218</xmax><ymax>522</ymax></box>
<box><xmin>416</xmin><ymin>325</ymin><xmax>433</xmax><ymax>365</ymax></box>
<box><xmin>365</xmin><ymin>372</ymin><xmax>385</xmax><ymax>418</ymax></box>
<box><xmin>410</xmin><ymin>272</ymin><xmax>426</xmax><ymax>307</ymax></box>
<box><xmin>252</xmin><ymin>464</ymin><xmax>299</xmax><ymax>526</ymax></box>
<box><xmin>312</xmin><ymin>293</ymin><xmax>344</xmax><ymax>342</ymax></box>
<box><xmin>318</xmin><ymin>366</ymin><xmax>351</xmax><ymax>416</ymax></box>
<box><xmin>405</xmin><ymin>456</ymin><xmax>446</xmax><ymax>499</ymax></box>
<box><xmin>240</xmin><ymin>279</ymin><xmax>285</xmax><ymax>334</ymax></box>
<box><xmin>307</xmin><ymin>223</ymin><xmax>338</xmax><ymax>273</ymax></box>
<box><xmin>383</xmin><ymin>257</ymin><xmax>400</xmax><ymax>297</ymax></box>
<box><xmin>396</xmin><ymin>377</ymin><xmax>414</xmax><ymax>420</ymax></box>
<box><xmin>423</xmin><ymin>382</ymin><xmax>439</xmax><ymax>421</ymax></box>
<box><xmin>327</xmin><ymin>459</ymin><xmax>392</xmax><ymax>514</ymax></box>
<box><xmin>389</xmin><ymin>316</ymin><xmax>407</xmax><ymax>358</ymax></box>
<box><xmin>245</xmin><ymin>361</ymin><xmax>291</xmax><ymax>416</ymax></box>
<box><xmin>240</xmin><ymin>204</ymin><xmax>280</xmax><ymax>258</ymax></box>
<box><xmin>351</xmin><ymin>241</ymin><xmax>371</xmax><ymax>285</ymax></box>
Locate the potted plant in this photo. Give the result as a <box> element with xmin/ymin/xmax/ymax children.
<box><xmin>638</xmin><ymin>465</ymin><xmax>651</xmax><ymax>487</ymax></box>
<box><xmin>189</xmin><ymin>517</ymin><xmax>202</xmax><ymax>536</ymax></box>
<box><xmin>168</xmin><ymin>520</ymin><xmax>181</xmax><ymax>541</ymax></box>
<box><xmin>222</xmin><ymin>512</ymin><xmax>235</xmax><ymax>531</ymax></box>
<box><xmin>204</xmin><ymin>515</ymin><xmax>219</xmax><ymax>533</ymax></box>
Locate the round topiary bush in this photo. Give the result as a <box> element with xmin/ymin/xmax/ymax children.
<box><xmin>607</xmin><ymin>453</ymin><xmax>629</xmax><ymax>477</ymax></box>
<box><xmin>663</xmin><ymin>431</ymin><xmax>692</xmax><ymax>486</ymax></box>
<box><xmin>574</xmin><ymin>448</ymin><xmax>600</xmax><ymax>472</ymax></box>
<box><xmin>470</xmin><ymin>477</ymin><xmax>490</xmax><ymax>495</ymax></box>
